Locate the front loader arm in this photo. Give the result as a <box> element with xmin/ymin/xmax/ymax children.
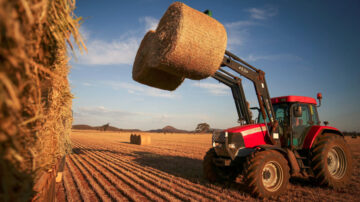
<box><xmin>212</xmin><ymin>50</ymin><xmax>278</xmax><ymax>143</ymax></box>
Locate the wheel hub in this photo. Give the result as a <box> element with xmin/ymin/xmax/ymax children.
<box><xmin>262</xmin><ymin>161</ymin><xmax>283</xmax><ymax>192</ymax></box>
<box><xmin>263</xmin><ymin>170</ymin><xmax>271</xmax><ymax>180</ymax></box>
<box><xmin>327</xmin><ymin>146</ymin><xmax>347</xmax><ymax>179</ymax></box>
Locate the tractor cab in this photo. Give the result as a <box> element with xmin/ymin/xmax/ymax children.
<box><xmin>257</xmin><ymin>95</ymin><xmax>321</xmax><ymax>148</ymax></box>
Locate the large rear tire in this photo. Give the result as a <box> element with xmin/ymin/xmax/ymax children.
<box><xmin>311</xmin><ymin>134</ymin><xmax>353</xmax><ymax>188</ymax></box>
<box><xmin>203</xmin><ymin>148</ymin><xmax>231</xmax><ymax>182</ymax></box>
<box><xmin>243</xmin><ymin>150</ymin><xmax>290</xmax><ymax>198</ymax></box>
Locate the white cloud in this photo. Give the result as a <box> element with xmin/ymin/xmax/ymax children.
<box><xmin>192</xmin><ymin>82</ymin><xmax>229</xmax><ymax>96</ymax></box>
<box><xmin>75</xmin><ymin>106</ymin><xmax>138</xmax><ymax>119</ymax></box>
<box><xmin>140</xmin><ymin>16</ymin><xmax>159</xmax><ymax>31</ymax></box>
<box><xmin>77</xmin><ymin>37</ymin><xmax>139</xmax><ymax>65</ymax></box>
<box><xmin>104</xmin><ymin>81</ymin><xmax>178</xmax><ymax>98</ymax></box>
<box><xmin>73</xmin><ymin>16</ymin><xmax>159</xmax><ymax>66</ymax></box>
<box><xmin>81</xmin><ymin>82</ymin><xmax>94</xmax><ymax>87</ymax></box>
<box><xmin>225</xmin><ymin>20</ymin><xmax>256</xmax><ymax>29</ymax></box>
<box><xmin>247</xmin><ymin>7</ymin><xmax>278</xmax><ymax>20</ymax></box>
<box><xmin>245</xmin><ymin>54</ymin><xmax>303</xmax><ymax>62</ymax></box>
<box><xmin>73</xmin><ymin>106</ymin><xmax>141</xmax><ymax>127</ymax></box>
<box><xmin>224</xmin><ymin>6</ymin><xmax>277</xmax><ymax>50</ymax></box>
<box><xmin>224</xmin><ymin>21</ymin><xmax>253</xmax><ymax>48</ymax></box>
<box><xmin>145</xmin><ymin>88</ymin><xmax>177</xmax><ymax>98</ymax></box>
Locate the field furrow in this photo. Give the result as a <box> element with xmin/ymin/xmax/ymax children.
<box><xmin>80</xmin><ymin>145</ymin><xmax>213</xmax><ymax>201</ymax></box>
<box><xmin>72</xmin><ymin>153</ymin><xmax>132</xmax><ymax>201</ymax></box>
<box><xmin>73</xmin><ymin>141</ymin><xmax>248</xmax><ymax>201</ymax></box>
<box><xmin>56</xmin><ymin>131</ymin><xmax>360</xmax><ymax>202</ymax></box>
<box><xmin>66</xmin><ymin>155</ymin><xmax>99</xmax><ymax>202</ymax></box>
<box><xmin>62</xmin><ymin>160</ymin><xmax>82</xmax><ymax>202</ymax></box>
<box><xmin>76</xmin><ymin>153</ymin><xmax>144</xmax><ymax>201</ymax></box>
<box><xmin>78</xmin><ymin>144</ymin><xmax>234</xmax><ymax>201</ymax></box>
<box><xmin>81</xmin><ymin>147</ymin><xmax>184</xmax><ymax>201</ymax></box>
<box><xmin>69</xmin><ymin>155</ymin><xmax>112</xmax><ymax>202</ymax></box>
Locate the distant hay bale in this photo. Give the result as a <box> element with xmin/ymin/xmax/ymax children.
<box><xmin>132</xmin><ymin>31</ymin><xmax>185</xmax><ymax>91</ymax></box>
<box><xmin>130</xmin><ymin>134</ymin><xmax>151</xmax><ymax>145</ymax></box>
<box><xmin>0</xmin><ymin>0</ymin><xmax>85</xmax><ymax>200</ymax></box>
<box><xmin>132</xmin><ymin>2</ymin><xmax>227</xmax><ymax>89</ymax></box>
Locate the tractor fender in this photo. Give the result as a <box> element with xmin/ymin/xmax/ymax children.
<box><xmin>302</xmin><ymin>126</ymin><xmax>343</xmax><ymax>149</ymax></box>
<box><xmin>234</xmin><ymin>145</ymin><xmax>284</xmax><ymax>159</ymax></box>
<box><xmin>235</xmin><ymin>148</ymin><xmax>256</xmax><ymax>158</ymax></box>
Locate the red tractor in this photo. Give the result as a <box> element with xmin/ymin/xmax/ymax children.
<box><xmin>203</xmin><ymin>51</ymin><xmax>353</xmax><ymax>198</ymax></box>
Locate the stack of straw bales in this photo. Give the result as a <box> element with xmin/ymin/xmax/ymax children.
<box><xmin>133</xmin><ymin>2</ymin><xmax>227</xmax><ymax>90</ymax></box>
<box><xmin>0</xmin><ymin>0</ymin><xmax>85</xmax><ymax>200</ymax></box>
<box><xmin>130</xmin><ymin>134</ymin><xmax>151</xmax><ymax>145</ymax></box>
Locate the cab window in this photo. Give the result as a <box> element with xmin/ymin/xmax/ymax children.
<box><xmin>292</xmin><ymin>104</ymin><xmax>311</xmax><ymax>127</ymax></box>
<box><xmin>259</xmin><ymin>104</ymin><xmax>289</xmax><ymax>123</ymax></box>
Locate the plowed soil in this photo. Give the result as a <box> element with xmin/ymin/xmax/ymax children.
<box><xmin>56</xmin><ymin>130</ymin><xmax>360</xmax><ymax>201</ymax></box>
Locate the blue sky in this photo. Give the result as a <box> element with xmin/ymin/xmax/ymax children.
<box><xmin>69</xmin><ymin>0</ymin><xmax>360</xmax><ymax>131</ymax></box>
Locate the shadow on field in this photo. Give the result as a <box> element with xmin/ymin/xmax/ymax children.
<box><xmin>289</xmin><ymin>177</ymin><xmax>318</xmax><ymax>188</ymax></box>
<box><xmin>132</xmin><ymin>151</ymin><xmax>251</xmax><ymax>194</ymax></box>
<box><xmin>72</xmin><ymin>148</ymin><xmax>85</xmax><ymax>154</ymax></box>
<box><xmin>133</xmin><ymin>151</ymin><xmax>204</xmax><ymax>182</ymax></box>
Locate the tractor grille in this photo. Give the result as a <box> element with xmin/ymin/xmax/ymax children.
<box><xmin>214</xmin><ymin>145</ymin><xmax>229</xmax><ymax>157</ymax></box>
<box><xmin>212</xmin><ymin>132</ymin><xmax>226</xmax><ymax>143</ymax></box>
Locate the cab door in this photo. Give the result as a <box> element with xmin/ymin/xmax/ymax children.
<box><xmin>291</xmin><ymin>104</ymin><xmax>312</xmax><ymax>147</ymax></box>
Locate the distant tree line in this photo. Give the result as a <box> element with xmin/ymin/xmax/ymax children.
<box><xmin>343</xmin><ymin>131</ymin><xmax>360</xmax><ymax>138</ymax></box>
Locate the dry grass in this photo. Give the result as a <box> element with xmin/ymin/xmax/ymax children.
<box><xmin>0</xmin><ymin>0</ymin><xmax>85</xmax><ymax>200</ymax></box>
<box><xmin>56</xmin><ymin>131</ymin><xmax>360</xmax><ymax>201</ymax></box>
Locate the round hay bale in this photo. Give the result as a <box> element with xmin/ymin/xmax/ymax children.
<box><xmin>154</xmin><ymin>2</ymin><xmax>227</xmax><ymax>80</ymax></box>
<box><xmin>132</xmin><ymin>30</ymin><xmax>185</xmax><ymax>91</ymax></box>
<box><xmin>130</xmin><ymin>134</ymin><xmax>134</xmax><ymax>144</ymax></box>
<box><xmin>135</xmin><ymin>134</ymin><xmax>141</xmax><ymax>145</ymax></box>
<box><xmin>138</xmin><ymin>134</ymin><xmax>151</xmax><ymax>145</ymax></box>
<box><xmin>130</xmin><ymin>134</ymin><xmax>151</xmax><ymax>145</ymax></box>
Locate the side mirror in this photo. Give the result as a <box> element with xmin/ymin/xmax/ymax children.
<box><xmin>294</xmin><ymin>105</ymin><xmax>302</xmax><ymax>117</ymax></box>
<box><xmin>317</xmin><ymin>92</ymin><xmax>322</xmax><ymax>107</ymax></box>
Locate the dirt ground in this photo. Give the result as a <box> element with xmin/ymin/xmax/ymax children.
<box><xmin>56</xmin><ymin>130</ymin><xmax>360</xmax><ymax>201</ymax></box>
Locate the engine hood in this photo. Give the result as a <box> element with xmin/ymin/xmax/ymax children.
<box><xmin>224</xmin><ymin>123</ymin><xmax>267</xmax><ymax>134</ymax></box>
<box><xmin>224</xmin><ymin>124</ymin><xmax>269</xmax><ymax>148</ymax></box>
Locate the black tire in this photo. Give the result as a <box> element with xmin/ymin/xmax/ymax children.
<box><xmin>203</xmin><ymin>148</ymin><xmax>231</xmax><ymax>182</ymax></box>
<box><xmin>243</xmin><ymin>150</ymin><xmax>290</xmax><ymax>198</ymax></box>
<box><xmin>311</xmin><ymin>134</ymin><xmax>353</xmax><ymax>188</ymax></box>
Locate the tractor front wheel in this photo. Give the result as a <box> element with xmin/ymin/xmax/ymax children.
<box><xmin>203</xmin><ymin>148</ymin><xmax>232</xmax><ymax>182</ymax></box>
<box><xmin>311</xmin><ymin>134</ymin><xmax>353</xmax><ymax>188</ymax></box>
<box><xmin>243</xmin><ymin>150</ymin><xmax>290</xmax><ymax>198</ymax></box>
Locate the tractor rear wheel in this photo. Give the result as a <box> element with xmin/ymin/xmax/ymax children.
<box><xmin>203</xmin><ymin>148</ymin><xmax>232</xmax><ymax>182</ymax></box>
<box><xmin>311</xmin><ymin>134</ymin><xmax>353</xmax><ymax>188</ymax></box>
<box><xmin>243</xmin><ymin>150</ymin><xmax>290</xmax><ymax>198</ymax></box>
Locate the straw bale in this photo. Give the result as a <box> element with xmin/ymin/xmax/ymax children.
<box><xmin>130</xmin><ymin>134</ymin><xmax>151</xmax><ymax>145</ymax></box>
<box><xmin>154</xmin><ymin>2</ymin><xmax>227</xmax><ymax>80</ymax></box>
<box><xmin>130</xmin><ymin>134</ymin><xmax>137</xmax><ymax>144</ymax></box>
<box><xmin>0</xmin><ymin>0</ymin><xmax>85</xmax><ymax>200</ymax></box>
<box><xmin>138</xmin><ymin>134</ymin><xmax>151</xmax><ymax>145</ymax></box>
<box><xmin>132</xmin><ymin>31</ymin><xmax>185</xmax><ymax>91</ymax></box>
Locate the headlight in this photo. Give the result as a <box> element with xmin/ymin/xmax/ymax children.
<box><xmin>213</xmin><ymin>142</ymin><xmax>222</xmax><ymax>147</ymax></box>
<box><xmin>229</xmin><ymin>143</ymin><xmax>236</xmax><ymax>149</ymax></box>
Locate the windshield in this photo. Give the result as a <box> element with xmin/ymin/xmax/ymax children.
<box><xmin>258</xmin><ymin>104</ymin><xmax>289</xmax><ymax>124</ymax></box>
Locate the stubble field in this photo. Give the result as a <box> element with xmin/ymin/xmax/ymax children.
<box><xmin>56</xmin><ymin>130</ymin><xmax>360</xmax><ymax>201</ymax></box>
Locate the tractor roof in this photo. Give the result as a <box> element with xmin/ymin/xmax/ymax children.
<box><xmin>271</xmin><ymin>96</ymin><xmax>317</xmax><ymax>105</ymax></box>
